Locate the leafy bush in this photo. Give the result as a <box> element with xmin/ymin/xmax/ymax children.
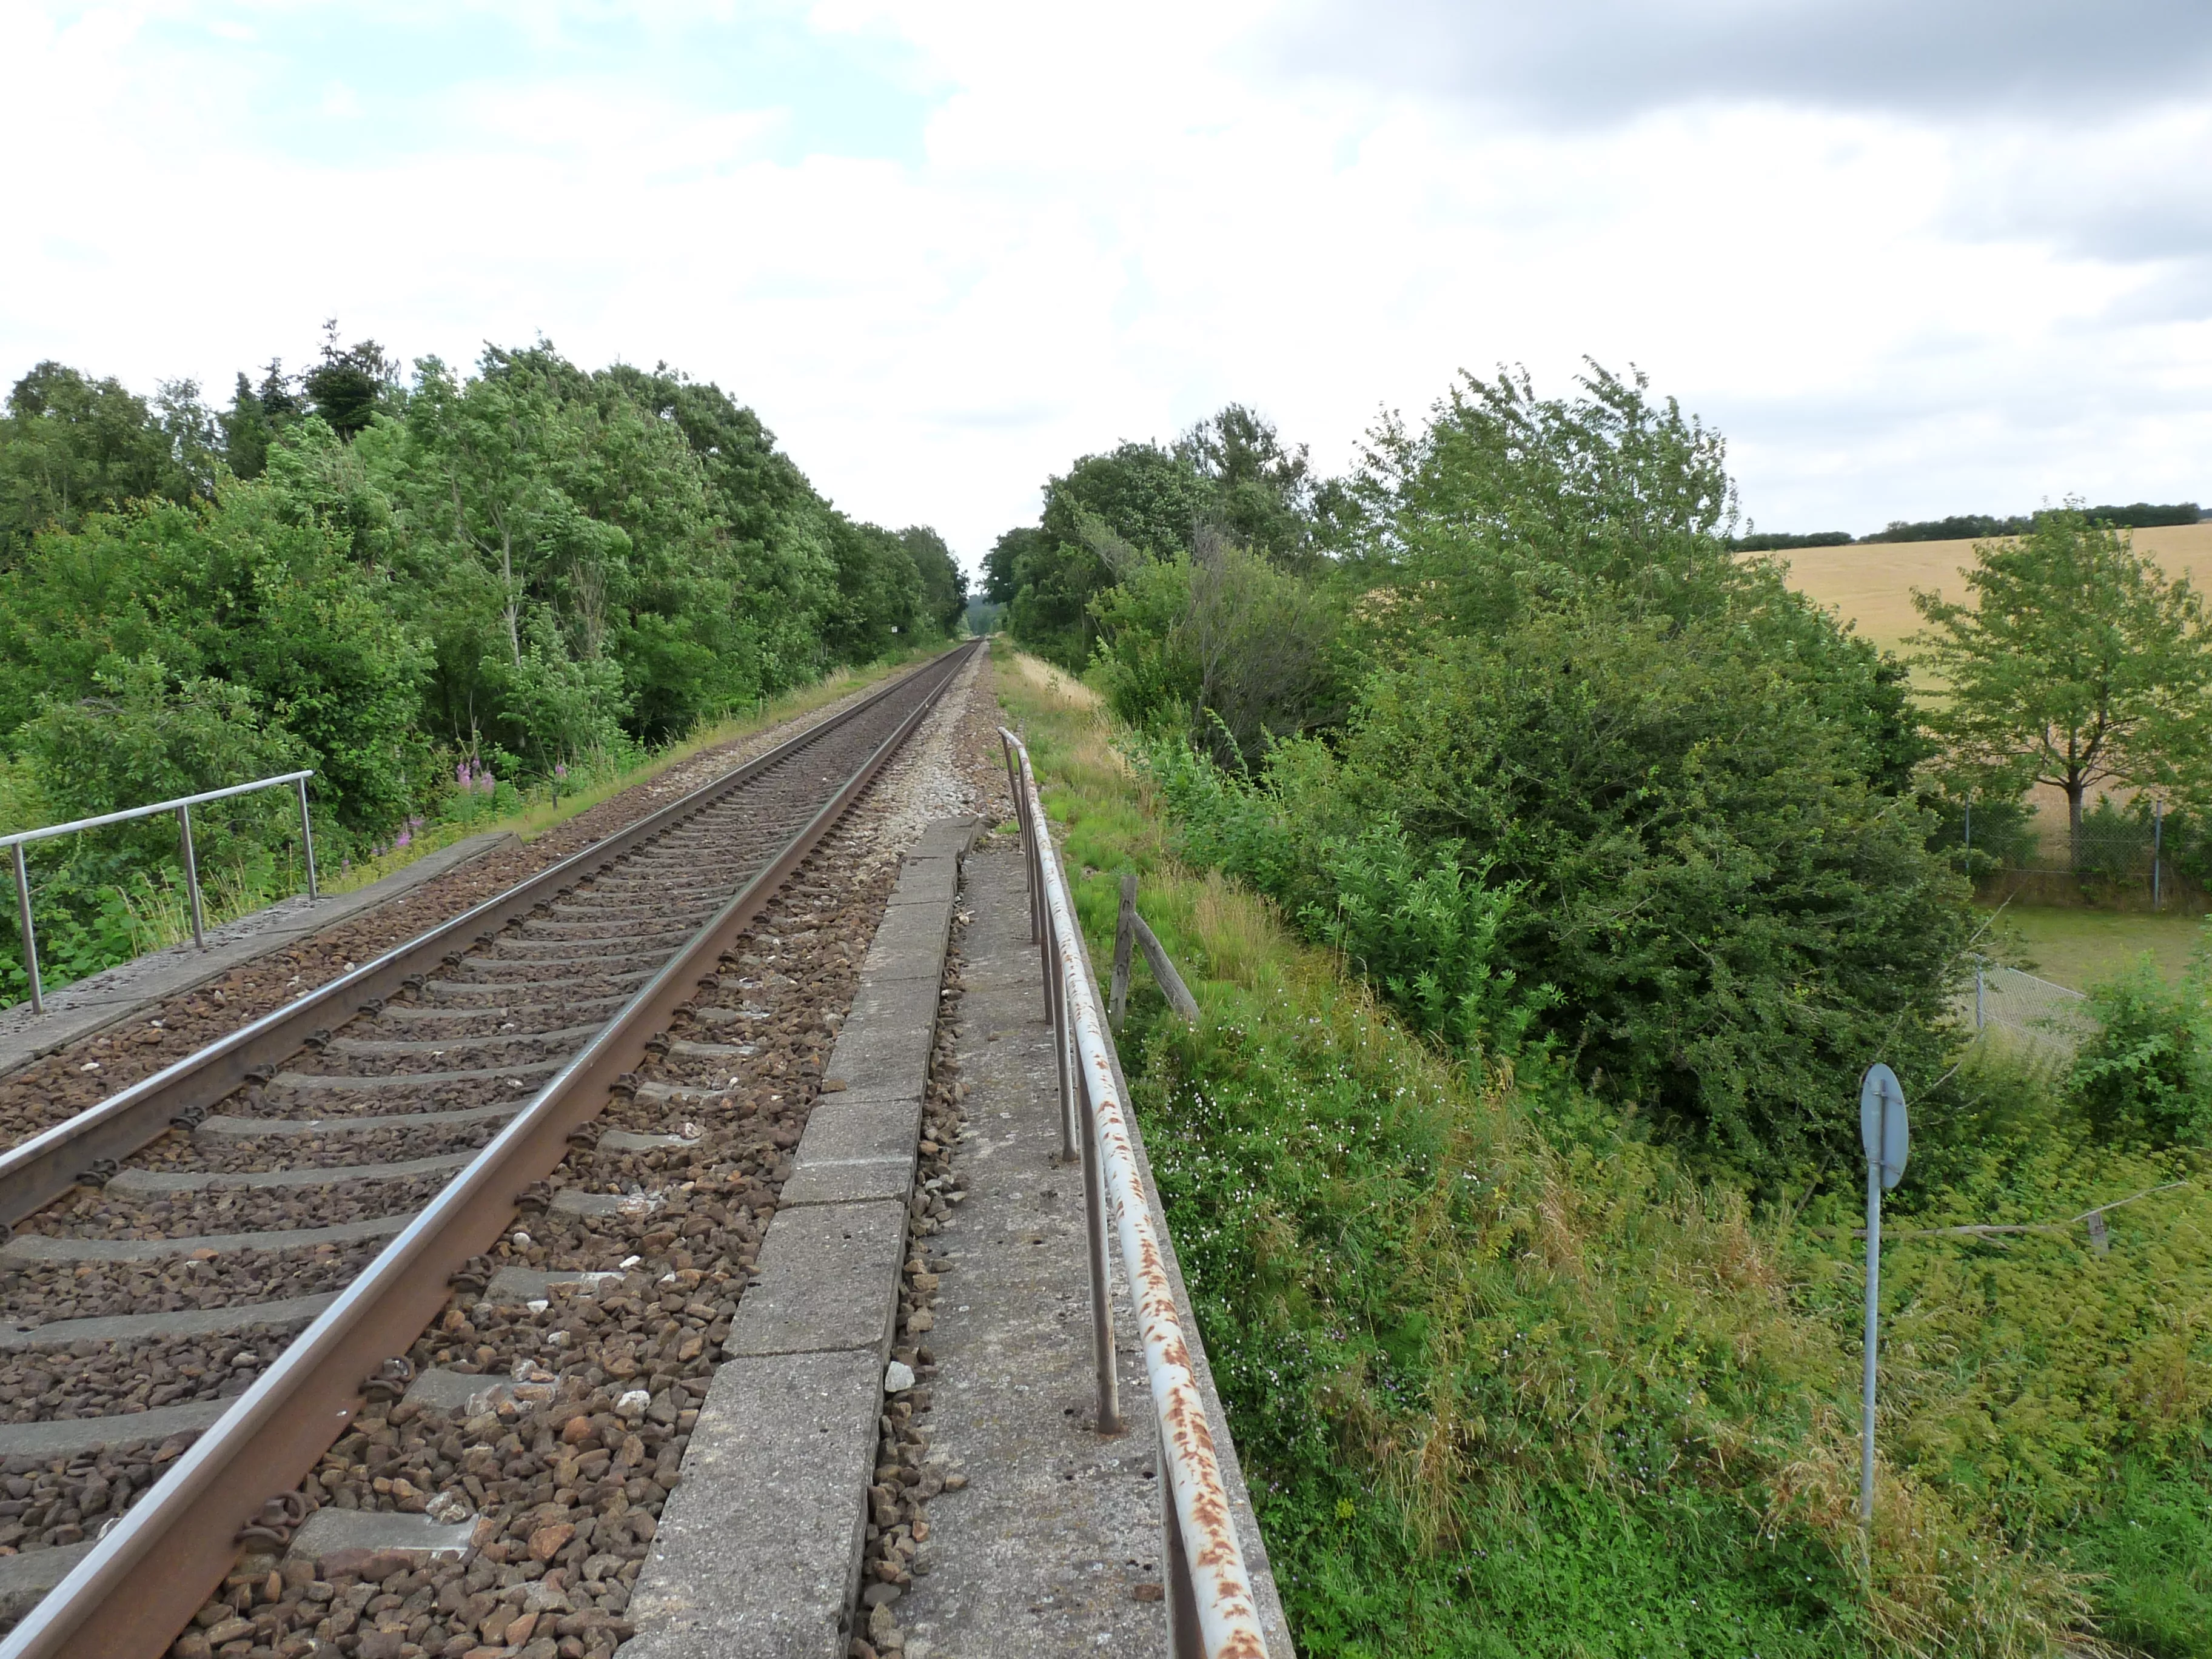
<box><xmin>1147</xmin><ymin>608</ymin><xmax>1973</xmax><ymax>1182</ymax></box>
<box><xmin>1299</xmin><ymin>817</ymin><xmax>1556</xmax><ymax>1056</ymax></box>
<box><xmin>2070</xmin><ymin>952</ymin><xmax>2212</xmax><ymax>1147</ymax></box>
<box><xmin>1090</xmin><ymin>539</ymin><xmax>1346</xmax><ymax>763</ymax></box>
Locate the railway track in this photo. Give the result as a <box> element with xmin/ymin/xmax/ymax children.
<box><xmin>0</xmin><ymin>642</ymin><xmax>978</xmax><ymax>1659</ymax></box>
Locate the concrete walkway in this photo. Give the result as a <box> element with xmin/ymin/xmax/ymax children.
<box><xmin>893</xmin><ymin>836</ymin><xmax>1294</xmax><ymax>1658</ymax></box>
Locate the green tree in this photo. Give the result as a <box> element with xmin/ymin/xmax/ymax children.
<box><xmin>219</xmin><ymin>360</ymin><xmax>306</xmax><ymax>481</ymax></box>
<box><xmin>1175</xmin><ymin>404</ymin><xmax>1322</xmax><ymax>569</ymax></box>
<box><xmin>1347</xmin><ymin>361</ymin><xmax>1741</xmax><ymax>651</ymax></box>
<box><xmin>303</xmin><ymin>323</ymin><xmax>400</xmax><ymax>439</ymax></box>
<box><xmin>0</xmin><ymin>363</ymin><xmax>214</xmax><ymax>561</ymax></box>
<box><xmin>982</xmin><ymin>526</ymin><xmax>1035</xmax><ymax>606</ymax></box>
<box><xmin>899</xmin><ymin>526</ymin><xmax>967</xmax><ymax>634</ymax></box>
<box><xmin>1911</xmin><ymin>507</ymin><xmax>2212</xmax><ymax>865</ymax></box>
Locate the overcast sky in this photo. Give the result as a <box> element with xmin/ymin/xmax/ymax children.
<box><xmin>5</xmin><ymin>1</ymin><xmax>2210</xmax><ymax>568</ymax></box>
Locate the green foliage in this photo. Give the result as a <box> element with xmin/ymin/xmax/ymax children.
<box><xmin>1867</xmin><ymin>514</ymin><xmax>2034</xmax><ymax>543</ymax></box>
<box><xmin>1925</xmin><ymin>791</ymin><xmax>2042</xmax><ymax>877</ymax></box>
<box><xmin>1346</xmin><ymin>361</ymin><xmax>1744</xmax><ymax>646</ymax></box>
<box><xmin>1911</xmin><ymin>506</ymin><xmax>2212</xmax><ymax>858</ymax></box>
<box><xmin>996</xmin><ymin>409</ymin><xmax>1344</xmax><ymax>670</ymax></box>
<box><xmin>2065</xmin><ymin>1456</ymin><xmax>2212</xmax><ymax>1655</ymax></box>
<box><xmin>1298</xmin><ymin>817</ymin><xmax>1557</xmax><ymax>1055</ymax></box>
<box><xmin>2070</xmin><ymin>951</ymin><xmax>2212</xmax><ymax>1147</ymax></box>
<box><xmin>1730</xmin><ymin>530</ymin><xmax>1854</xmax><ymax>550</ymax></box>
<box><xmin>1150</xmin><ymin>608</ymin><xmax>1972</xmax><ymax>1181</ymax></box>
<box><xmin>2070</xmin><ymin>501</ymin><xmax>2204</xmax><ymax>530</ymax></box>
<box><xmin>1090</xmin><ymin>540</ymin><xmax>1347</xmax><ymax>762</ymax></box>
<box><xmin>0</xmin><ymin>363</ymin><xmax>216</xmax><ymax>561</ymax></box>
<box><xmin>0</xmin><ymin>469</ymin><xmax>431</xmax><ymax>833</ymax></box>
<box><xmin>16</xmin><ymin>656</ymin><xmax>307</xmax><ymax>848</ymax></box>
<box><xmin>898</xmin><ymin>526</ymin><xmax>968</xmax><ymax>635</ymax></box>
<box><xmin>1864</xmin><ymin>505</ymin><xmax>2202</xmax><ymax>542</ymax></box>
<box><xmin>1174</xmin><ymin>404</ymin><xmax>1342</xmax><ymax>570</ymax></box>
<box><xmin>302</xmin><ymin>326</ymin><xmax>398</xmax><ymax>438</ymax></box>
<box><xmin>1010</xmin><ymin>659</ymin><xmax>2212</xmax><ymax>1656</ymax></box>
<box><xmin>0</xmin><ymin>341</ymin><xmax>952</xmax><ymax>1004</ymax></box>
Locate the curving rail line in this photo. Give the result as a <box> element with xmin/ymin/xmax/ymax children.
<box><xmin>0</xmin><ymin>642</ymin><xmax>977</xmax><ymax>1659</ymax></box>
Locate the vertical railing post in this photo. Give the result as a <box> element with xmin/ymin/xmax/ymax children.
<box><xmin>176</xmin><ymin>805</ymin><xmax>206</xmax><ymax>950</ymax></box>
<box><xmin>10</xmin><ymin>844</ymin><xmax>41</xmax><ymax>1016</ymax></box>
<box><xmin>1161</xmin><ymin>1420</ymin><xmax>1206</xmax><ymax>1658</ymax></box>
<box><xmin>297</xmin><ymin>776</ymin><xmax>320</xmax><ymax>902</ymax></box>
<box><xmin>2153</xmin><ymin>798</ymin><xmax>2163</xmax><ymax>911</ymax></box>
<box><xmin>1002</xmin><ymin>732</ymin><xmax>1036</xmax><ymax>945</ymax></box>
<box><xmin>1079</xmin><ymin>1079</ymin><xmax>1122</xmax><ymax>1433</ymax></box>
<box><xmin>1049</xmin><ymin>948</ymin><xmax>1078</xmax><ymax>1165</ymax></box>
<box><xmin>1975</xmin><ymin>963</ymin><xmax>1986</xmax><ymax>1030</ymax></box>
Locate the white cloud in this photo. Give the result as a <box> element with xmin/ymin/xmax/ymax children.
<box><xmin>1</xmin><ymin>0</ymin><xmax>2208</xmax><ymax>570</ymax></box>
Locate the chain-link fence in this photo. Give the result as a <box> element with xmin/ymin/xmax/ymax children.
<box><xmin>1965</xmin><ymin>960</ymin><xmax>2097</xmax><ymax>1054</ymax></box>
<box><xmin>1934</xmin><ymin>795</ymin><xmax>2197</xmax><ymax>907</ymax></box>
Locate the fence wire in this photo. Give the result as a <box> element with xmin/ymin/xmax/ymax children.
<box><xmin>1966</xmin><ymin>960</ymin><xmax>2097</xmax><ymax>1054</ymax></box>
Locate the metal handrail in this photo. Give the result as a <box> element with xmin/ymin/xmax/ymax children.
<box><xmin>4</xmin><ymin>770</ymin><xmax>319</xmax><ymax>1016</ymax></box>
<box><xmin>999</xmin><ymin>727</ymin><xmax>1270</xmax><ymax>1659</ymax></box>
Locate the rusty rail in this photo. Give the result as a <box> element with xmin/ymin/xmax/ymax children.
<box><xmin>999</xmin><ymin>728</ymin><xmax>1269</xmax><ymax>1659</ymax></box>
<box><xmin>0</xmin><ymin>642</ymin><xmax>976</xmax><ymax>1659</ymax></box>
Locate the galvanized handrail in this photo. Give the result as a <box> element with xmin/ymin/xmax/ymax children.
<box><xmin>4</xmin><ymin>771</ymin><xmax>319</xmax><ymax>1016</ymax></box>
<box><xmin>999</xmin><ymin>727</ymin><xmax>1269</xmax><ymax>1659</ymax></box>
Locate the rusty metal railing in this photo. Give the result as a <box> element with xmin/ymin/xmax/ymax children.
<box><xmin>999</xmin><ymin>728</ymin><xmax>1270</xmax><ymax>1659</ymax></box>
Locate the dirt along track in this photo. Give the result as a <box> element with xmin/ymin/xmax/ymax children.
<box><xmin>0</xmin><ymin>642</ymin><xmax>1002</xmax><ymax>1659</ymax></box>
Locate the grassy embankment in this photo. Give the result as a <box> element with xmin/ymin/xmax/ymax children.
<box><xmin>996</xmin><ymin>648</ymin><xmax>2212</xmax><ymax>1658</ymax></box>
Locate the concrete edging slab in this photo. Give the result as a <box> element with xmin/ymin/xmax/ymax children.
<box><xmin>625</xmin><ymin>817</ymin><xmax>977</xmax><ymax>1659</ymax></box>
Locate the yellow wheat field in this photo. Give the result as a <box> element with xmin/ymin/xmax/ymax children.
<box><xmin>1772</xmin><ymin>520</ymin><xmax>2212</xmax><ymax>652</ymax></box>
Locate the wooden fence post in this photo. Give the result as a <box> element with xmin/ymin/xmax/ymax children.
<box><xmin>1111</xmin><ymin>873</ymin><xmax>1136</xmax><ymax>1033</ymax></box>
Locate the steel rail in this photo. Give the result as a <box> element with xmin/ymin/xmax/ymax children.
<box><xmin>999</xmin><ymin>728</ymin><xmax>1269</xmax><ymax>1659</ymax></box>
<box><xmin>0</xmin><ymin>649</ymin><xmax>967</xmax><ymax>1230</ymax></box>
<box><xmin>1</xmin><ymin>640</ymin><xmax>977</xmax><ymax>1659</ymax></box>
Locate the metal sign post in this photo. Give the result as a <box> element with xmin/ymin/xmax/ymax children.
<box><xmin>1858</xmin><ymin>1062</ymin><xmax>1908</xmax><ymax>1524</ymax></box>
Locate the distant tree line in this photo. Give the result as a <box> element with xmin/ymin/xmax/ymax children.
<box><xmin>1729</xmin><ymin>501</ymin><xmax>2201</xmax><ymax>550</ymax></box>
<box><xmin>0</xmin><ymin>327</ymin><xmax>963</xmax><ymax>1000</ymax></box>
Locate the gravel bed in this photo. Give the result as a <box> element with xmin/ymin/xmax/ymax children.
<box><xmin>0</xmin><ymin>1324</ymin><xmax>311</xmax><ymax>1429</ymax></box>
<box><xmin>19</xmin><ymin>1176</ymin><xmax>454</xmax><ymax>1243</ymax></box>
<box><xmin>0</xmin><ymin>1438</ymin><xmax>195</xmax><ymax>1552</ymax></box>
<box><xmin>120</xmin><ymin>1124</ymin><xmax>505</xmax><ymax>1179</ymax></box>
<box><xmin>0</xmin><ymin>1240</ymin><xmax>389</xmax><ymax>1322</ymax></box>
